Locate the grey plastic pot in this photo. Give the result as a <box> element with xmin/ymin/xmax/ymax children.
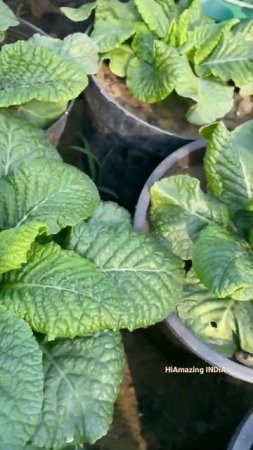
<box><xmin>7</xmin><ymin>19</ymin><xmax>73</xmax><ymax>146</ymax></box>
<box><xmin>134</xmin><ymin>139</ymin><xmax>253</xmax><ymax>383</ymax></box>
<box><xmin>227</xmin><ymin>410</ymin><xmax>253</xmax><ymax>450</ymax></box>
<box><xmin>83</xmin><ymin>68</ymin><xmax>198</xmax><ymax>212</ymax></box>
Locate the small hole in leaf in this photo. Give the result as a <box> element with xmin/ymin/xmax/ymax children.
<box><xmin>210</xmin><ymin>321</ymin><xmax>218</xmax><ymax>328</ymax></box>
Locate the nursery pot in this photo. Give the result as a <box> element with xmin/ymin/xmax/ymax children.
<box><xmin>227</xmin><ymin>410</ymin><xmax>253</xmax><ymax>450</ymax></box>
<box><xmin>83</xmin><ymin>65</ymin><xmax>199</xmax><ymax>212</ymax></box>
<box><xmin>7</xmin><ymin>19</ymin><xmax>73</xmax><ymax>146</ymax></box>
<box><xmin>134</xmin><ymin>139</ymin><xmax>253</xmax><ymax>383</ymax></box>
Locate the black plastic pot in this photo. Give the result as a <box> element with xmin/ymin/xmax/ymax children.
<box><xmin>7</xmin><ymin>19</ymin><xmax>72</xmax><ymax>146</ymax></box>
<box><xmin>134</xmin><ymin>139</ymin><xmax>253</xmax><ymax>383</ymax></box>
<box><xmin>83</xmin><ymin>70</ymin><xmax>198</xmax><ymax>212</ymax></box>
<box><xmin>228</xmin><ymin>410</ymin><xmax>253</xmax><ymax>450</ymax></box>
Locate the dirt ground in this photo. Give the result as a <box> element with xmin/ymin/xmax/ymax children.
<box><xmin>6</xmin><ymin>2</ymin><xmax>253</xmax><ymax>449</ymax></box>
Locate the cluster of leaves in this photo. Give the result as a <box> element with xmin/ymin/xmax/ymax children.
<box><xmin>0</xmin><ymin>109</ymin><xmax>183</xmax><ymax>449</ymax></box>
<box><xmin>63</xmin><ymin>0</ymin><xmax>253</xmax><ymax>126</ymax></box>
<box><xmin>0</xmin><ymin>0</ymin><xmax>98</xmax><ymax>128</ymax></box>
<box><xmin>149</xmin><ymin>118</ymin><xmax>253</xmax><ymax>358</ymax></box>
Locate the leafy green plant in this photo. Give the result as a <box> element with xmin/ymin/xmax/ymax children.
<box><xmin>62</xmin><ymin>0</ymin><xmax>253</xmax><ymax>126</ymax></box>
<box><xmin>0</xmin><ymin>0</ymin><xmax>98</xmax><ymax>128</ymax></box>
<box><xmin>149</xmin><ymin>118</ymin><xmax>253</xmax><ymax>358</ymax></box>
<box><xmin>0</xmin><ymin>109</ymin><xmax>183</xmax><ymax>449</ymax></box>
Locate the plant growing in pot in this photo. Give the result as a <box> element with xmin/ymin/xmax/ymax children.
<box><xmin>63</xmin><ymin>0</ymin><xmax>253</xmax><ymax>128</ymax></box>
<box><xmin>135</xmin><ymin>118</ymin><xmax>253</xmax><ymax>382</ymax></box>
<box><xmin>0</xmin><ymin>0</ymin><xmax>98</xmax><ymax>137</ymax></box>
<box><xmin>0</xmin><ymin>109</ymin><xmax>184</xmax><ymax>449</ymax></box>
<box><xmin>61</xmin><ymin>0</ymin><xmax>253</xmax><ymax>212</ymax></box>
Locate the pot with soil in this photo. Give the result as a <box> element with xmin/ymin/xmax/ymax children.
<box><xmin>0</xmin><ymin>2</ymin><xmax>98</xmax><ymax>144</ymax></box>
<box><xmin>134</xmin><ymin>118</ymin><xmax>253</xmax><ymax>383</ymax></box>
<box><xmin>63</xmin><ymin>0</ymin><xmax>253</xmax><ymax>211</ymax></box>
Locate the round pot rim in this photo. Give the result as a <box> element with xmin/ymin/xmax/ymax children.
<box><xmin>133</xmin><ymin>139</ymin><xmax>253</xmax><ymax>383</ymax></box>
<box><xmin>12</xmin><ymin>18</ymin><xmax>73</xmax><ymax>134</ymax></box>
<box><xmin>90</xmin><ymin>70</ymin><xmax>197</xmax><ymax>141</ymax></box>
<box><xmin>227</xmin><ymin>409</ymin><xmax>253</xmax><ymax>450</ymax></box>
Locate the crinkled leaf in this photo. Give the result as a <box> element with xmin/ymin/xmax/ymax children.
<box><xmin>234</xmin><ymin>301</ymin><xmax>253</xmax><ymax>354</ymax></box>
<box><xmin>103</xmin><ymin>45</ymin><xmax>134</xmax><ymax>77</ymax></box>
<box><xmin>30</xmin><ymin>33</ymin><xmax>98</xmax><ymax>74</ymax></box>
<box><xmin>193</xmin><ymin>224</ymin><xmax>253</xmax><ymax>300</ymax></box>
<box><xmin>66</xmin><ymin>219</ymin><xmax>184</xmax><ymax>330</ymax></box>
<box><xmin>192</xmin><ymin>19</ymin><xmax>239</xmax><ymax>65</ymax></box>
<box><xmin>32</xmin><ymin>332</ymin><xmax>124</xmax><ymax>448</ymax></box>
<box><xmin>0</xmin><ymin>307</ymin><xmax>43</xmax><ymax>448</ymax></box>
<box><xmin>89</xmin><ymin>201</ymin><xmax>132</xmax><ymax>227</ymax></box>
<box><xmin>134</xmin><ymin>0</ymin><xmax>176</xmax><ymax>38</ymax></box>
<box><xmin>91</xmin><ymin>0</ymin><xmax>139</xmax><ymax>52</ymax></box>
<box><xmin>198</xmin><ymin>31</ymin><xmax>253</xmax><ymax>87</ymax></box>
<box><xmin>201</xmin><ymin>120</ymin><xmax>253</xmax><ymax>211</ymax></box>
<box><xmin>61</xmin><ymin>2</ymin><xmax>97</xmax><ymax>21</ymax></box>
<box><xmin>17</xmin><ymin>99</ymin><xmax>68</xmax><ymax>129</ymax></box>
<box><xmin>131</xmin><ymin>23</ymin><xmax>156</xmax><ymax>63</ymax></box>
<box><xmin>0</xmin><ymin>109</ymin><xmax>60</xmax><ymax>177</ymax></box>
<box><xmin>0</xmin><ymin>40</ymin><xmax>87</xmax><ymax>107</ymax></box>
<box><xmin>0</xmin><ymin>0</ymin><xmax>18</xmax><ymax>35</ymax></box>
<box><xmin>0</xmin><ymin>159</ymin><xmax>100</xmax><ymax>234</ymax></box>
<box><xmin>173</xmin><ymin>0</ymin><xmax>212</xmax><ymax>47</ymax></box>
<box><xmin>0</xmin><ymin>221</ymin><xmax>48</xmax><ymax>274</ymax></box>
<box><xmin>177</xmin><ymin>270</ymin><xmax>238</xmax><ymax>356</ymax></box>
<box><xmin>0</xmin><ymin>242</ymin><xmax>122</xmax><ymax>340</ymax></box>
<box><xmin>149</xmin><ymin>175</ymin><xmax>230</xmax><ymax>259</ymax></box>
<box><xmin>127</xmin><ymin>41</ymin><xmax>184</xmax><ymax>102</ymax></box>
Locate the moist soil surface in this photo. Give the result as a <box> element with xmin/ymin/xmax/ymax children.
<box><xmin>6</xmin><ymin>2</ymin><xmax>253</xmax><ymax>449</ymax></box>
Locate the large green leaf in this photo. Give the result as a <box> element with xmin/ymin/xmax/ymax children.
<box><xmin>198</xmin><ymin>31</ymin><xmax>253</xmax><ymax>86</ymax></box>
<box><xmin>177</xmin><ymin>270</ymin><xmax>238</xmax><ymax>356</ymax></box>
<box><xmin>149</xmin><ymin>175</ymin><xmax>230</xmax><ymax>259</ymax></box>
<box><xmin>89</xmin><ymin>201</ymin><xmax>132</xmax><ymax>227</ymax></box>
<box><xmin>0</xmin><ymin>221</ymin><xmax>48</xmax><ymax>274</ymax></box>
<box><xmin>0</xmin><ymin>159</ymin><xmax>100</xmax><ymax>234</ymax></box>
<box><xmin>127</xmin><ymin>41</ymin><xmax>185</xmax><ymax>102</ymax></box>
<box><xmin>61</xmin><ymin>2</ymin><xmax>97</xmax><ymax>21</ymax></box>
<box><xmin>0</xmin><ymin>242</ymin><xmax>121</xmax><ymax>340</ymax></box>
<box><xmin>201</xmin><ymin>120</ymin><xmax>253</xmax><ymax>211</ymax></box>
<box><xmin>0</xmin><ymin>0</ymin><xmax>18</xmax><ymax>37</ymax></box>
<box><xmin>66</xmin><ymin>219</ymin><xmax>184</xmax><ymax>330</ymax></box>
<box><xmin>30</xmin><ymin>33</ymin><xmax>98</xmax><ymax>75</ymax></box>
<box><xmin>91</xmin><ymin>0</ymin><xmax>139</xmax><ymax>52</ymax></box>
<box><xmin>0</xmin><ymin>110</ymin><xmax>60</xmax><ymax>177</ymax></box>
<box><xmin>134</xmin><ymin>0</ymin><xmax>176</xmax><ymax>38</ymax></box>
<box><xmin>32</xmin><ymin>332</ymin><xmax>124</xmax><ymax>448</ymax></box>
<box><xmin>0</xmin><ymin>308</ymin><xmax>43</xmax><ymax>449</ymax></box>
<box><xmin>0</xmin><ymin>40</ymin><xmax>87</xmax><ymax>107</ymax></box>
<box><xmin>193</xmin><ymin>224</ymin><xmax>253</xmax><ymax>300</ymax></box>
